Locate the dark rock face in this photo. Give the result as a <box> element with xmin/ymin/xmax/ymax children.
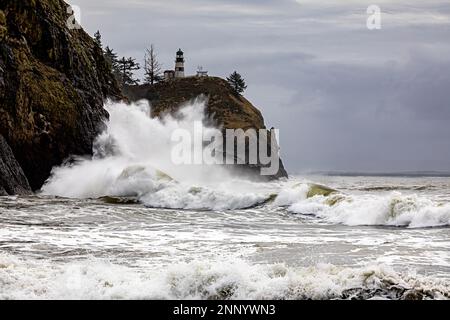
<box><xmin>124</xmin><ymin>77</ymin><xmax>288</xmax><ymax>180</ymax></box>
<box><xmin>0</xmin><ymin>135</ymin><xmax>31</xmax><ymax>195</ymax></box>
<box><xmin>0</xmin><ymin>0</ymin><xmax>121</xmax><ymax>193</ymax></box>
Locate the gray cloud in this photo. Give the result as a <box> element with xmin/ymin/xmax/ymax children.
<box><xmin>70</xmin><ymin>0</ymin><xmax>450</xmax><ymax>173</ymax></box>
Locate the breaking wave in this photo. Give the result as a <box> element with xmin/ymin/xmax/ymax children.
<box><xmin>41</xmin><ymin>100</ymin><xmax>273</xmax><ymax>210</ymax></box>
<box><xmin>41</xmin><ymin>101</ymin><xmax>450</xmax><ymax>227</ymax></box>
<box><xmin>282</xmin><ymin>185</ymin><xmax>450</xmax><ymax>228</ymax></box>
<box><xmin>0</xmin><ymin>253</ymin><xmax>448</xmax><ymax>300</ymax></box>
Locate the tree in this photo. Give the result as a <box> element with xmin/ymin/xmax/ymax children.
<box><xmin>227</xmin><ymin>71</ymin><xmax>247</xmax><ymax>94</ymax></box>
<box><xmin>104</xmin><ymin>46</ymin><xmax>121</xmax><ymax>82</ymax></box>
<box><xmin>93</xmin><ymin>30</ymin><xmax>102</xmax><ymax>49</ymax></box>
<box><xmin>144</xmin><ymin>44</ymin><xmax>163</xmax><ymax>85</ymax></box>
<box><xmin>104</xmin><ymin>46</ymin><xmax>118</xmax><ymax>69</ymax></box>
<box><xmin>117</xmin><ymin>57</ymin><xmax>140</xmax><ymax>86</ymax></box>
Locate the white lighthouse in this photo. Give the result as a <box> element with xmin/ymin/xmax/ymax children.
<box><xmin>174</xmin><ymin>48</ymin><xmax>185</xmax><ymax>78</ymax></box>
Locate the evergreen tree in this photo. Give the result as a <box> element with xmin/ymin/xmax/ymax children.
<box><xmin>104</xmin><ymin>46</ymin><xmax>121</xmax><ymax>82</ymax></box>
<box><xmin>144</xmin><ymin>44</ymin><xmax>163</xmax><ymax>85</ymax></box>
<box><xmin>227</xmin><ymin>71</ymin><xmax>247</xmax><ymax>94</ymax></box>
<box><xmin>104</xmin><ymin>46</ymin><xmax>118</xmax><ymax>70</ymax></box>
<box><xmin>93</xmin><ymin>30</ymin><xmax>102</xmax><ymax>49</ymax></box>
<box><xmin>117</xmin><ymin>57</ymin><xmax>140</xmax><ymax>86</ymax></box>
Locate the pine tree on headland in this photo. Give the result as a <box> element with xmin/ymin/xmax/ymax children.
<box><xmin>227</xmin><ymin>71</ymin><xmax>247</xmax><ymax>94</ymax></box>
<box><xmin>93</xmin><ymin>30</ymin><xmax>102</xmax><ymax>49</ymax></box>
<box><xmin>104</xmin><ymin>46</ymin><xmax>118</xmax><ymax>69</ymax></box>
<box><xmin>117</xmin><ymin>57</ymin><xmax>140</xmax><ymax>86</ymax></box>
<box><xmin>104</xmin><ymin>46</ymin><xmax>121</xmax><ymax>82</ymax></box>
<box><xmin>144</xmin><ymin>44</ymin><xmax>163</xmax><ymax>85</ymax></box>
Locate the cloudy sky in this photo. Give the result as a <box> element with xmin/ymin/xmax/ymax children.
<box><xmin>70</xmin><ymin>0</ymin><xmax>450</xmax><ymax>174</ymax></box>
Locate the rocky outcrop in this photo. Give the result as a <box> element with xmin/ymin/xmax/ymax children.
<box><xmin>0</xmin><ymin>0</ymin><xmax>122</xmax><ymax>193</ymax></box>
<box><xmin>0</xmin><ymin>135</ymin><xmax>31</xmax><ymax>195</ymax></box>
<box><xmin>124</xmin><ymin>77</ymin><xmax>288</xmax><ymax>180</ymax></box>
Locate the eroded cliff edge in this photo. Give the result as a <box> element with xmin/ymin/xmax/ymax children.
<box><xmin>0</xmin><ymin>0</ymin><xmax>121</xmax><ymax>193</ymax></box>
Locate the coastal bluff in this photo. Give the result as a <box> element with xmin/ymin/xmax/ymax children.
<box><xmin>123</xmin><ymin>77</ymin><xmax>288</xmax><ymax>180</ymax></box>
<box><xmin>0</xmin><ymin>0</ymin><xmax>121</xmax><ymax>193</ymax></box>
<box><xmin>0</xmin><ymin>1</ymin><xmax>287</xmax><ymax>195</ymax></box>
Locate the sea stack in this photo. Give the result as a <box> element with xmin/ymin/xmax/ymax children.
<box><xmin>123</xmin><ymin>76</ymin><xmax>289</xmax><ymax>180</ymax></box>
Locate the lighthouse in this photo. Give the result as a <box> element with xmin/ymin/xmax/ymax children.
<box><xmin>174</xmin><ymin>48</ymin><xmax>185</xmax><ymax>78</ymax></box>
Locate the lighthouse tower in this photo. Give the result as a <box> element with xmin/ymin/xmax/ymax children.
<box><xmin>174</xmin><ymin>49</ymin><xmax>185</xmax><ymax>78</ymax></box>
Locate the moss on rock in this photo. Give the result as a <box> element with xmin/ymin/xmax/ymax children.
<box><xmin>0</xmin><ymin>10</ymin><xmax>6</xmax><ymax>40</ymax></box>
<box><xmin>0</xmin><ymin>0</ymin><xmax>122</xmax><ymax>193</ymax></box>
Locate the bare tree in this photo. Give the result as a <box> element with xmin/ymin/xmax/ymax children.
<box><xmin>144</xmin><ymin>44</ymin><xmax>162</xmax><ymax>85</ymax></box>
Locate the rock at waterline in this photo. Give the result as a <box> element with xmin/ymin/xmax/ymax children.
<box><xmin>0</xmin><ymin>135</ymin><xmax>31</xmax><ymax>195</ymax></box>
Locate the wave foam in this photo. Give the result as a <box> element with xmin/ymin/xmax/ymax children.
<box><xmin>40</xmin><ymin>101</ymin><xmax>450</xmax><ymax>226</ymax></box>
<box><xmin>41</xmin><ymin>100</ymin><xmax>275</xmax><ymax>210</ymax></box>
<box><xmin>285</xmin><ymin>186</ymin><xmax>450</xmax><ymax>228</ymax></box>
<box><xmin>0</xmin><ymin>254</ymin><xmax>448</xmax><ymax>300</ymax></box>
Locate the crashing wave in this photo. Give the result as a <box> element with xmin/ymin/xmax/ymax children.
<box><xmin>284</xmin><ymin>185</ymin><xmax>450</xmax><ymax>228</ymax></box>
<box><xmin>40</xmin><ymin>101</ymin><xmax>450</xmax><ymax>226</ymax></box>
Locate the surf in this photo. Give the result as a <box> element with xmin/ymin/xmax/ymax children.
<box><xmin>0</xmin><ymin>253</ymin><xmax>448</xmax><ymax>300</ymax></box>
<box><xmin>41</xmin><ymin>101</ymin><xmax>450</xmax><ymax>228</ymax></box>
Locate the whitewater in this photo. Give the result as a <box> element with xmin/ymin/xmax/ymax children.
<box><xmin>1</xmin><ymin>100</ymin><xmax>449</xmax><ymax>300</ymax></box>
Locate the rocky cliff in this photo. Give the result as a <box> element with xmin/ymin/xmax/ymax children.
<box><xmin>0</xmin><ymin>135</ymin><xmax>31</xmax><ymax>195</ymax></box>
<box><xmin>0</xmin><ymin>0</ymin><xmax>121</xmax><ymax>193</ymax></box>
<box><xmin>124</xmin><ymin>77</ymin><xmax>288</xmax><ymax>180</ymax></box>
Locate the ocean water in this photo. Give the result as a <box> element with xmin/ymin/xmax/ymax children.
<box><xmin>1</xmin><ymin>101</ymin><xmax>449</xmax><ymax>300</ymax></box>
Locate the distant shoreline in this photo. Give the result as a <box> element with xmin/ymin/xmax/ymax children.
<box><xmin>302</xmin><ymin>171</ymin><xmax>450</xmax><ymax>178</ymax></box>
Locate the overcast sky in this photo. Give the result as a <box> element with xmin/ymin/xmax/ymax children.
<box><xmin>70</xmin><ymin>0</ymin><xmax>450</xmax><ymax>173</ymax></box>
